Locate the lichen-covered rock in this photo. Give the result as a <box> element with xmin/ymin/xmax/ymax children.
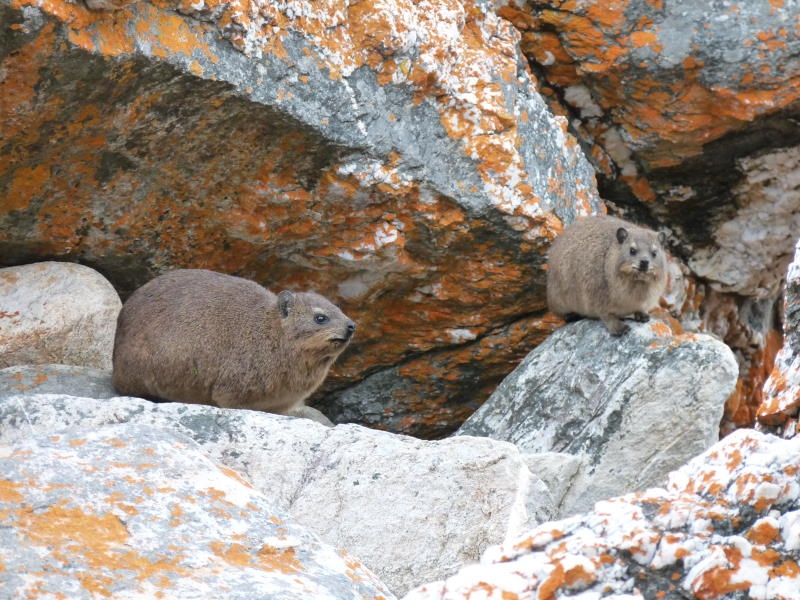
<box><xmin>0</xmin><ymin>364</ymin><xmax>117</xmax><ymax>398</ymax></box>
<box><xmin>0</xmin><ymin>393</ymin><xmax>554</xmax><ymax>595</ymax></box>
<box><xmin>0</xmin><ymin>424</ymin><xmax>393</xmax><ymax>599</ymax></box>
<box><xmin>0</xmin><ymin>0</ymin><xmax>602</xmax><ymax>437</ymax></box>
<box><xmin>403</xmin><ymin>429</ymin><xmax>800</xmax><ymax>600</ymax></box>
<box><xmin>458</xmin><ymin>317</ymin><xmax>738</xmax><ymax>516</ymax></box>
<box><xmin>0</xmin><ymin>262</ymin><xmax>121</xmax><ymax>370</ymax></box>
<box><xmin>502</xmin><ymin>0</ymin><xmax>799</xmax><ymax>433</ymax></box>
<box><xmin>758</xmin><ymin>238</ymin><xmax>800</xmax><ymax>434</ymax></box>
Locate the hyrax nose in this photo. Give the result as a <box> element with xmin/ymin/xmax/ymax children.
<box><xmin>345</xmin><ymin>321</ymin><xmax>356</xmax><ymax>339</ymax></box>
<box><xmin>639</xmin><ymin>259</ymin><xmax>650</xmax><ymax>271</ymax></box>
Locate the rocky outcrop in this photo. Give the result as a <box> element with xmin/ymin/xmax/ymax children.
<box><xmin>0</xmin><ymin>0</ymin><xmax>601</xmax><ymax>437</ymax></box>
<box><xmin>0</xmin><ymin>262</ymin><xmax>121</xmax><ymax>370</ymax></box>
<box><xmin>0</xmin><ymin>393</ymin><xmax>553</xmax><ymax>595</ymax></box>
<box><xmin>758</xmin><ymin>238</ymin><xmax>800</xmax><ymax>436</ymax></box>
<box><xmin>1</xmin><ymin>423</ymin><xmax>393</xmax><ymax>599</ymax></box>
<box><xmin>458</xmin><ymin>317</ymin><xmax>738</xmax><ymax>516</ymax></box>
<box><xmin>504</xmin><ymin>0</ymin><xmax>799</xmax><ymax>431</ymax></box>
<box><xmin>403</xmin><ymin>428</ymin><xmax>800</xmax><ymax>600</ymax></box>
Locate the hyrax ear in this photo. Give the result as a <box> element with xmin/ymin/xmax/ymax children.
<box><xmin>278</xmin><ymin>291</ymin><xmax>294</xmax><ymax>318</ymax></box>
<box><xmin>658</xmin><ymin>231</ymin><xmax>667</xmax><ymax>246</ymax></box>
<box><xmin>616</xmin><ymin>227</ymin><xmax>628</xmax><ymax>244</ymax></box>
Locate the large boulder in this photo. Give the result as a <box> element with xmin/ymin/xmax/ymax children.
<box><xmin>403</xmin><ymin>428</ymin><xmax>800</xmax><ymax>600</ymax></box>
<box><xmin>458</xmin><ymin>317</ymin><xmax>738</xmax><ymax>516</ymax></box>
<box><xmin>503</xmin><ymin>0</ymin><xmax>800</xmax><ymax>431</ymax></box>
<box><xmin>0</xmin><ymin>262</ymin><xmax>121</xmax><ymax>370</ymax></box>
<box><xmin>0</xmin><ymin>0</ymin><xmax>601</xmax><ymax>438</ymax></box>
<box><xmin>0</xmin><ymin>423</ymin><xmax>393</xmax><ymax>599</ymax></box>
<box><xmin>0</xmin><ymin>393</ymin><xmax>553</xmax><ymax>595</ymax></box>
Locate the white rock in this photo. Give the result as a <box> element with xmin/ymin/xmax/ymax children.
<box><xmin>0</xmin><ymin>423</ymin><xmax>393</xmax><ymax>599</ymax></box>
<box><xmin>0</xmin><ymin>393</ymin><xmax>554</xmax><ymax>595</ymax></box>
<box><xmin>0</xmin><ymin>262</ymin><xmax>121</xmax><ymax>370</ymax></box>
<box><xmin>457</xmin><ymin>318</ymin><xmax>738</xmax><ymax>516</ymax></box>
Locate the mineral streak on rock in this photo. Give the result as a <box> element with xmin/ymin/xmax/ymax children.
<box><xmin>0</xmin><ymin>0</ymin><xmax>601</xmax><ymax>436</ymax></box>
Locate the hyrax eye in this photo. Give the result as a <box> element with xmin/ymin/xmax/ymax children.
<box><xmin>629</xmin><ymin>247</ymin><xmax>638</xmax><ymax>256</ymax></box>
<box><xmin>314</xmin><ymin>314</ymin><xmax>329</xmax><ymax>324</ymax></box>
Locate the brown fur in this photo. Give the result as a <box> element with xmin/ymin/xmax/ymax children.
<box><xmin>112</xmin><ymin>269</ymin><xmax>355</xmax><ymax>413</ymax></box>
<box><xmin>546</xmin><ymin>215</ymin><xmax>668</xmax><ymax>336</ymax></box>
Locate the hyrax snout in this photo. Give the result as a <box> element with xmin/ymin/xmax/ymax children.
<box><xmin>546</xmin><ymin>215</ymin><xmax>668</xmax><ymax>336</ymax></box>
<box><xmin>112</xmin><ymin>269</ymin><xmax>355</xmax><ymax>414</ymax></box>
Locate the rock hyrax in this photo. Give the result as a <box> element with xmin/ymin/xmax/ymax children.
<box><xmin>546</xmin><ymin>215</ymin><xmax>668</xmax><ymax>336</ymax></box>
<box><xmin>112</xmin><ymin>269</ymin><xmax>355</xmax><ymax>414</ymax></box>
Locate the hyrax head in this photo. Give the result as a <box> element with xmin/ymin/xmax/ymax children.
<box><xmin>614</xmin><ymin>226</ymin><xmax>667</xmax><ymax>281</ymax></box>
<box><xmin>277</xmin><ymin>290</ymin><xmax>356</xmax><ymax>361</ymax></box>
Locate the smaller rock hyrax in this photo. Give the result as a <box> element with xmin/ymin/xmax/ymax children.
<box><xmin>112</xmin><ymin>269</ymin><xmax>355</xmax><ymax>414</ymax></box>
<box><xmin>546</xmin><ymin>215</ymin><xmax>668</xmax><ymax>336</ymax></box>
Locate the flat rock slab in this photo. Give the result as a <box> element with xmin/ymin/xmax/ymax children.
<box><xmin>0</xmin><ymin>364</ymin><xmax>116</xmax><ymax>399</ymax></box>
<box><xmin>0</xmin><ymin>262</ymin><xmax>121</xmax><ymax>370</ymax></box>
<box><xmin>404</xmin><ymin>429</ymin><xmax>800</xmax><ymax>600</ymax></box>
<box><xmin>0</xmin><ymin>423</ymin><xmax>392</xmax><ymax>599</ymax></box>
<box><xmin>458</xmin><ymin>318</ymin><xmax>738</xmax><ymax>516</ymax></box>
<box><xmin>0</xmin><ymin>394</ymin><xmax>553</xmax><ymax>595</ymax></box>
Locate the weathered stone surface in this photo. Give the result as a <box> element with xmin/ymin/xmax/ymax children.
<box><xmin>0</xmin><ymin>363</ymin><xmax>116</xmax><ymax>398</ymax></box>
<box><xmin>758</xmin><ymin>238</ymin><xmax>800</xmax><ymax>433</ymax></box>
<box><xmin>0</xmin><ymin>394</ymin><xmax>553</xmax><ymax>595</ymax></box>
<box><xmin>403</xmin><ymin>429</ymin><xmax>800</xmax><ymax>600</ymax></box>
<box><xmin>458</xmin><ymin>317</ymin><xmax>738</xmax><ymax>516</ymax></box>
<box><xmin>0</xmin><ymin>262</ymin><xmax>121</xmax><ymax>370</ymax></box>
<box><xmin>0</xmin><ymin>0</ymin><xmax>602</xmax><ymax>437</ymax></box>
<box><xmin>503</xmin><ymin>0</ymin><xmax>799</xmax><ymax>430</ymax></box>
<box><xmin>0</xmin><ymin>423</ymin><xmax>393</xmax><ymax>599</ymax></box>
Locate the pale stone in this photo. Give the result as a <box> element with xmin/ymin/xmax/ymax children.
<box><xmin>458</xmin><ymin>318</ymin><xmax>738</xmax><ymax>516</ymax></box>
<box><xmin>0</xmin><ymin>262</ymin><xmax>121</xmax><ymax>370</ymax></box>
<box><xmin>0</xmin><ymin>423</ymin><xmax>393</xmax><ymax>599</ymax></box>
<box><xmin>0</xmin><ymin>394</ymin><xmax>554</xmax><ymax>595</ymax></box>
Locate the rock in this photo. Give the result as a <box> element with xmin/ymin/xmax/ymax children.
<box><xmin>403</xmin><ymin>428</ymin><xmax>800</xmax><ymax>600</ymax></box>
<box><xmin>505</xmin><ymin>0</ymin><xmax>799</xmax><ymax>434</ymax></box>
<box><xmin>0</xmin><ymin>394</ymin><xmax>554</xmax><ymax>595</ymax></box>
<box><xmin>0</xmin><ymin>262</ymin><xmax>121</xmax><ymax>370</ymax></box>
<box><xmin>758</xmin><ymin>238</ymin><xmax>800</xmax><ymax>434</ymax></box>
<box><xmin>0</xmin><ymin>423</ymin><xmax>393</xmax><ymax>599</ymax></box>
<box><xmin>0</xmin><ymin>0</ymin><xmax>602</xmax><ymax>438</ymax></box>
<box><xmin>457</xmin><ymin>317</ymin><xmax>738</xmax><ymax>516</ymax></box>
<box><xmin>0</xmin><ymin>364</ymin><xmax>116</xmax><ymax>398</ymax></box>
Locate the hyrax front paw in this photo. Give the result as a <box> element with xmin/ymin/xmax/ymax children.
<box><xmin>633</xmin><ymin>311</ymin><xmax>650</xmax><ymax>323</ymax></box>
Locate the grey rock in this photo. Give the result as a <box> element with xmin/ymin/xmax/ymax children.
<box><xmin>0</xmin><ymin>364</ymin><xmax>116</xmax><ymax>399</ymax></box>
<box><xmin>403</xmin><ymin>429</ymin><xmax>800</xmax><ymax>600</ymax></box>
<box><xmin>0</xmin><ymin>262</ymin><xmax>121</xmax><ymax>370</ymax></box>
<box><xmin>0</xmin><ymin>423</ymin><xmax>393</xmax><ymax>599</ymax></box>
<box><xmin>0</xmin><ymin>393</ymin><xmax>554</xmax><ymax>595</ymax></box>
<box><xmin>457</xmin><ymin>318</ymin><xmax>738</xmax><ymax>516</ymax></box>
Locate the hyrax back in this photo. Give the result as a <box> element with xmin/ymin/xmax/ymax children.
<box><xmin>112</xmin><ymin>269</ymin><xmax>355</xmax><ymax>413</ymax></box>
<box><xmin>546</xmin><ymin>215</ymin><xmax>668</xmax><ymax>336</ymax></box>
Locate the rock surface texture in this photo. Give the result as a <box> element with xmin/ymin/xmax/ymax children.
<box><xmin>0</xmin><ymin>0</ymin><xmax>601</xmax><ymax>437</ymax></box>
<box><xmin>758</xmin><ymin>238</ymin><xmax>800</xmax><ymax>436</ymax></box>
<box><xmin>458</xmin><ymin>317</ymin><xmax>739</xmax><ymax>516</ymax></box>
<box><xmin>0</xmin><ymin>262</ymin><xmax>121</xmax><ymax>370</ymax></box>
<box><xmin>0</xmin><ymin>394</ymin><xmax>553</xmax><ymax>595</ymax></box>
<box><xmin>505</xmin><ymin>0</ymin><xmax>800</xmax><ymax>431</ymax></box>
<box><xmin>0</xmin><ymin>423</ymin><xmax>393</xmax><ymax>599</ymax></box>
<box><xmin>403</xmin><ymin>429</ymin><xmax>800</xmax><ymax>600</ymax></box>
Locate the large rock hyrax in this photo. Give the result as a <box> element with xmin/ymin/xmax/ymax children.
<box><xmin>546</xmin><ymin>215</ymin><xmax>668</xmax><ymax>336</ymax></box>
<box><xmin>112</xmin><ymin>269</ymin><xmax>355</xmax><ymax>414</ymax></box>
